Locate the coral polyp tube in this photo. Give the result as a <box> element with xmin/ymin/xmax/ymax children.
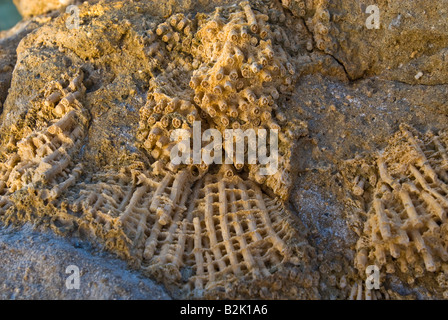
<box><xmin>241</xmin><ymin>1</ymin><xmax>258</xmax><ymax>33</ymax></box>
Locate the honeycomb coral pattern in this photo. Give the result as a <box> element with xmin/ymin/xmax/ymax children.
<box><xmin>137</xmin><ymin>92</ymin><xmax>205</xmax><ymax>172</ymax></box>
<box><xmin>136</xmin><ymin>1</ymin><xmax>313</xmax><ymax>200</ymax></box>
<box><xmin>189</xmin><ymin>1</ymin><xmax>295</xmax><ymax>132</ymax></box>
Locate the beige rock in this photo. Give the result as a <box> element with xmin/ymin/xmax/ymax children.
<box><xmin>13</xmin><ymin>0</ymin><xmax>74</xmax><ymax>17</ymax></box>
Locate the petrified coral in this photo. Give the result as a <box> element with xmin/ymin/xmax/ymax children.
<box><xmin>65</xmin><ymin>163</ymin><xmax>317</xmax><ymax>299</ymax></box>
<box><xmin>280</xmin><ymin>0</ymin><xmax>308</xmax><ymax>18</ymax></box>
<box><xmin>0</xmin><ymin>0</ymin><xmax>326</xmax><ymax>299</ymax></box>
<box><xmin>0</xmin><ymin>72</ymin><xmax>91</xmax><ymax>248</ymax></box>
<box><xmin>306</xmin><ymin>0</ymin><xmax>335</xmax><ymax>54</ymax></box>
<box><xmin>0</xmin><ymin>71</ymin><xmax>89</xmax><ymax>207</ymax></box>
<box><xmin>137</xmin><ymin>2</ymin><xmax>313</xmax><ymax>200</ymax></box>
<box><xmin>355</xmin><ymin>125</ymin><xmax>448</xmax><ymax>281</ymax></box>
<box><xmin>67</xmin><ymin>167</ymin><xmax>136</xmax><ymax>255</ymax></box>
<box><xmin>8</xmin><ymin>0</ymin><xmax>434</xmax><ymax>300</ymax></box>
<box><xmin>119</xmin><ymin>167</ymin><xmax>194</xmax><ymax>265</ymax></box>
<box><xmin>65</xmin><ymin>163</ymin><xmax>197</xmax><ymax>261</ymax></box>
<box><xmin>179</xmin><ymin>165</ymin><xmax>317</xmax><ymax>298</ymax></box>
<box><xmin>189</xmin><ymin>2</ymin><xmax>296</xmax><ymax>132</ymax></box>
<box><xmin>137</xmin><ymin>92</ymin><xmax>205</xmax><ymax>172</ymax></box>
<box><xmin>248</xmin><ymin>118</ymin><xmax>308</xmax><ymax>200</ymax></box>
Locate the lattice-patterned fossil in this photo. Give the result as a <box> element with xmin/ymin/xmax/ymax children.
<box><xmin>66</xmin><ymin>167</ymin><xmax>137</xmax><ymax>255</ymax></box>
<box><xmin>173</xmin><ymin>165</ymin><xmax>317</xmax><ymax>299</ymax></box>
<box><xmin>0</xmin><ymin>0</ymin><xmax>324</xmax><ymax>299</ymax></box>
<box><xmin>64</xmin><ymin>158</ymin><xmax>317</xmax><ymax>298</ymax></box>
<box><xmin>66</xmin><ymin>163</ymin><xmax>316</xmax><ymax>298</ymax></box>
<box><xmin>65</xmin><ymin>161</ymin><xmax>196</xmax><ymax>262</ymax></box>
<box><xmin>118</xmin><ymin>167</ymin><xmax>194</xmax><ymax>266</ymax></box>
<box><xmin>0</xmin><ymin>71</ymin><xmax>90</xmax><ymax>224</ymax></box>
<box><xmin>355</xmin><ymin>125</ymin><xmax>448</xmax><ymax>281</ymax></box>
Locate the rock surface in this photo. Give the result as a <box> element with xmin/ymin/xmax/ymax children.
<box><xmin>0</xmin><ymin>0</ymin><xmax>447</xmax><ymax>300</ymax></box>
<box><xmin>13</xmin><ymin>0</ymin><xmax>76</xmax><ymax>18</ymax></box>
<box><xmin>0</xmin><ymin>224</ymin><xmax>171</xmax><ymax>299</ymax></box>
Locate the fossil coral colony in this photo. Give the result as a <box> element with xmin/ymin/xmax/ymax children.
<box><xmin>0</xmin><ymin>1</ymin><xmax>319</xmax><ymax>299</ymax></box>
<box><xmin>1</xmin><ymin>0</ymin><xmax>447</xmax><ymax>300</ymax></box>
